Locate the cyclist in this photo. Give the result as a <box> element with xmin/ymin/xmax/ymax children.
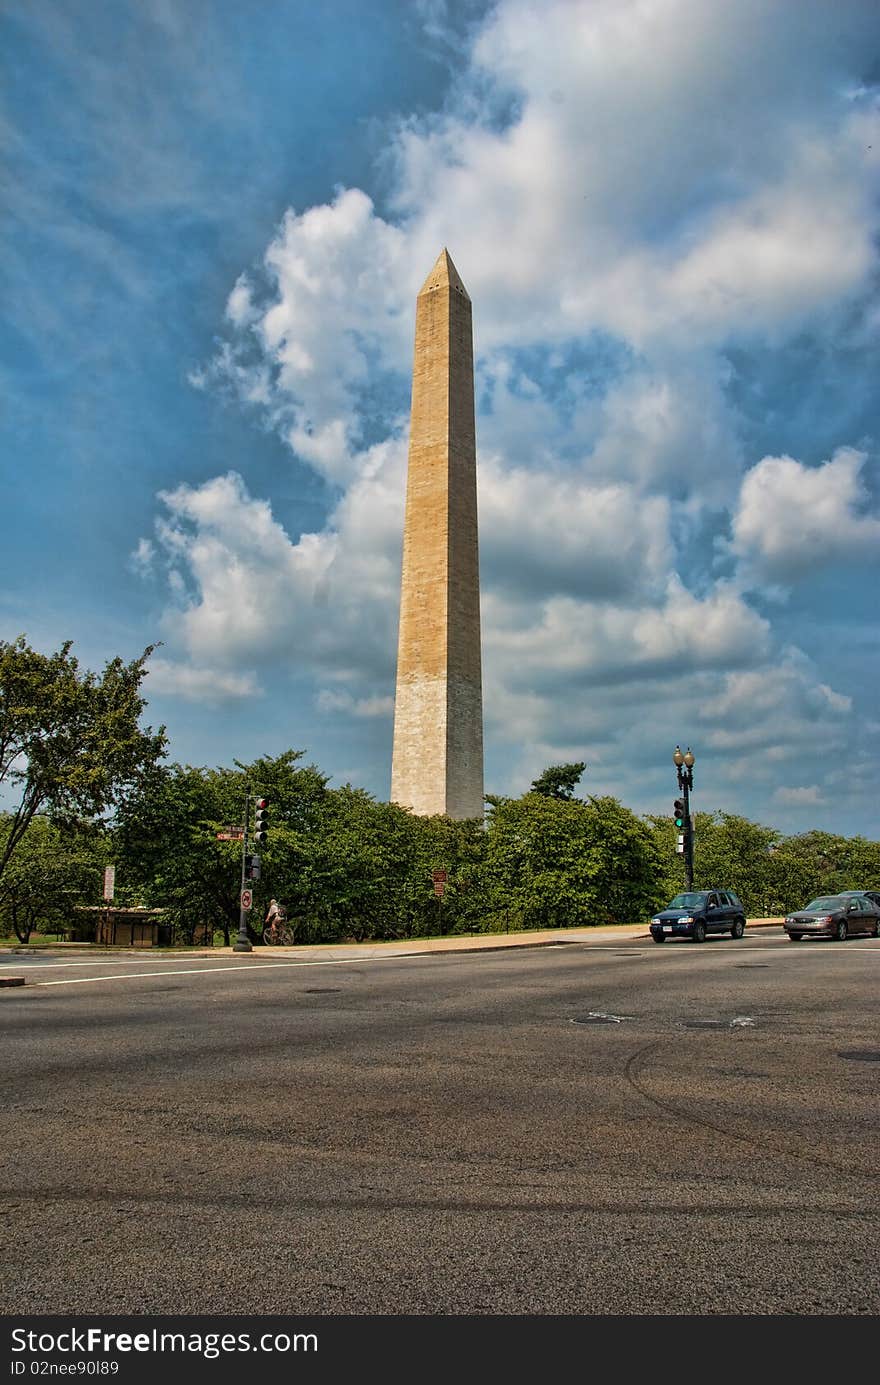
<box><xmin>264</xmin><ymin>898</ymin><xmax>283</xmax><ymax>940</ymax></box>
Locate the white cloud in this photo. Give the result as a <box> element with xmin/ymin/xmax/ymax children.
<box><xmin>485</xmin><ymin>577</ymin><xmax>770</xmax><ymax>693</ymax></box>
<box><xmin>226</xmin><ymin>274</ymin><xmax>256</xmax><ymax>327</ymax></box>
<box><xmin>129</xmin><ymin>538</ymin><xmax>155</xmax><ymax>576</ymax></box>
<box><xmin>317</xmin><ymin>689</ymin><xmax>394</xmax><ymax>718</ymax></box>
<box><xmin>696</xmin><ymin>652</ymin><xmax>852</xmax><ymax>767</ymax></box>
<box><xmin>773</xmin><ymin>785</ymin><xmax>825</xmax><ymax>807</ymax></box>
<box><xmin>478</xmin><ymin>454</ymin><xmax>672</xmax><ymax>600</ymax></box>
<box><xmin>217</xmin><ymin>187</ymin><xmax>410</xmax><ymax>486</ymax></box>
<box><xmin>138</xmin><ymin>449</ymin><xmax>407</xmax><ymax>696</ymax></box>
<box><xmin>731</xmin><ymin>447</ymin><xmax>880</xmax><ymax>582</ymax></box>
<box><xmin>145</xmin><ymin>658</ymin><xmax>258</xmax><ymax>703</ymax></box>
<box><xmin>392</xmin><ymin>0</ymin><xmax>879</xmax><ymax>351</ymax></box>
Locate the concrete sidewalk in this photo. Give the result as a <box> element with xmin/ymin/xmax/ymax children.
<box><xmin>1</xmin><ymin>918</ymin><xmax>785</xmax><ymax>963</ymax></box>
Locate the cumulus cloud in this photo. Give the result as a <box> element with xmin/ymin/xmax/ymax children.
<box><xmin>478</xmin><ymin>455</ymin><xmax>672</xmax><ymax>601</ymax></box>
<box><xmin>393</xmin><ymin>0</ymin><xmax>879</xmax><ymax>350</ymax></box>
<box><xmin>695</xmin><ymin>652</ymin><xmax>852</xmax><ymax>769</ymax></box>
<box><xmin>731</xmin><ymin>447</ymin><xmax>880</xmax><ymax>583</ymax></box>
<box><xmin>210</xmin><ymin>187</ymin><xmax>409</xmax><ymax>486</ymax></box>
<box><xmin>139</xmin><ymin>453</ymin><xmax>406</xmax><ymax>692</ymax></box>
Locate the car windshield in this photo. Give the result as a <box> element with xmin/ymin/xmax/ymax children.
<box><xmin>803</xmin><ymin>897</ymin><xmax>843</xmax><ymax>911</ymax></box>
<box><xmin>668</xmin><ymin>893</ymin><xmax>706</xmax><ymax>908</ymax></box>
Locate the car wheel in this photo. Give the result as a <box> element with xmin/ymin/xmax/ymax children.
<box><xmin>731</xmin><ymin>917</ymin><xmax>745</xmax><ymax>939</ymax></box>
<box><xmin>788</xmin><ymin>933</ymin><xmax>802</xmax><ymax>941</ymax></box>
<box><xmin>835</xmin><ymin>919</ymin><xmax>847</xmax><ymax>942</ymax></box>
<box><xmin>872</xmin><ymin>919</ymin><xmax>880</xmax><ymax>939</ymax></box>
<box><xmin>692</xmin><ymin>920</ymin><xmax>706</xmax><ymax>943</ymax></box>
<box><xmin>651</xmin><ymin>932</ymin><xmax>666</xmax><ymax>943</ymax></box>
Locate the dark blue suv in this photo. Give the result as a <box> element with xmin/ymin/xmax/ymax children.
<box><xmin>650</xmin><ymin>889</ymin><xmax>746</xmax><ymax>943</ymax></box>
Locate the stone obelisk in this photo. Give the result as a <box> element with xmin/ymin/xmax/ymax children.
<box><xmin>390</xmin><ymin>249</ymin><xmax>484</xmax><ymax>820</ymax></box>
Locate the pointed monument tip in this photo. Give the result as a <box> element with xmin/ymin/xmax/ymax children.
<box><xmin>418</xmin><ymin>248</ymin><xmax>470</xmax><ymax>300</ymax></box>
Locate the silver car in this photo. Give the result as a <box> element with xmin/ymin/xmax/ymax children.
<box><xmin>784</xmin><ymin>894</ymin><xmax>880</xmax><ymax>942</ymax></box>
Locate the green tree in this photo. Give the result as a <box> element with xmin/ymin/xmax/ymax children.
<box><xmin>0</xmin><ymin>815</ymin><xmax>108</xmax><ymax>943</ymax></box>
<box><xmin>483</xmin><ymin>791</ymin><xmax>663</xmax><ymax>929</ymax></box>
<box><xmin>113</xmin><ymin>761</ymin><xmax>250</xmax><ymax>945</ymax></box>
<box><xmin>763</xmin><ymin>829</ymin><xmax>880</xmax><ymax>912</ymax></box>
<box><xmin>0</xmin><ymin>636</ymin><xmax>166</xmax><ymax>883</ymax></box>
<box><xmin>529</xmin><ymin>762</ymin><xmax>586</xmax><ymax>800</ymax></box>
<box><xmin>114</xmin><ymin>750</ymin><xmax>333</xmax><ymax>945</ymax></box>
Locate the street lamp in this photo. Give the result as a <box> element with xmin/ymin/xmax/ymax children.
<box><xmin>673</xmin><ymin>746</ymin><xmax>696</xmax><ymax>890</ymax></box>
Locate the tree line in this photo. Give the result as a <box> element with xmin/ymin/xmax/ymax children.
<box><xmin>2</xmin><ymin>637</ymin><xmax>879</xmax><ymax>944</ymax></box>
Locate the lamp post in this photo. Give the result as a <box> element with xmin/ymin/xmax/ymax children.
<box><xmin>673</xmin><ymin>746</ymin><xmax>695</xmax><ymax>890</ymax></box>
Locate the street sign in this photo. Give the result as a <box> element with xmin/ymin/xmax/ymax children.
<box><xmin>676</xmin><ymin>835</ymin><xmax>685</xmax><ymax>854</ymax></box>
<box><xmin>241</xmin><ymin>889</ymin><xmax>253</xmax><ymax>910</ymax></box>
<box><xmin>102</xmin><ymin>865</ymin><xmax>115</xmax><ymax>901</ymax></box>
<box><xmin>432</xmin><ymin>868</ymin><xmax>447</xmax><ymax>898</ymax></box>
<box><xmin>216</xmin><ymin>828</ymin><xmax>245</xmax><ymax>841</ymax></box>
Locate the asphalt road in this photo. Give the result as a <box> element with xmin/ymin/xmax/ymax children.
<box><xmin>1</xmin><ymin>931</ymin><xmax>878</xmax><ymax>1316</ymax></box>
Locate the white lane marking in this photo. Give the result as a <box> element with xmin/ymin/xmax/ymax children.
<box><xmin>23</xmin><ymin>940</ymin><xmax>880</xmax><ymax>988</ymax></box>
<box><xmin>28</xmin><ymin>954</ymin><xmax>432</xmax><ymax>987</ymax></box>
<box><xmin>1</xmin><ymin>957</ymin><xmax>209</xmax><ymax>969</ymax></box>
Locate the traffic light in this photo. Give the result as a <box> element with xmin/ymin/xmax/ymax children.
<box><xmin>244</xmin><ymin>854</ymin><xmax>261</xmax><ymax>881</ymax></box>
<box><xmin>673</xmin><ymin>799</ymin><xmax>686</xmax><ymax>830</ymax></box>
<box><xmin>253</xmin><ymin>798</ymin><xmax>269</xmax><ymax>845</ymax></box>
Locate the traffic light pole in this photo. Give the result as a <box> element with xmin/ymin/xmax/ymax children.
<box><xmin>233</xmin><ymin>791</ymin><xmax>253</xmax><ymax>953</ymax></box>
<box><xmin>674</xmin><ymin>747</ymin><xmax>695</xmax><ymax>892</ymax></box>
<box><xmin>682</xmin><ymin>776</ymin><xmax>694</xmax><ymax>891</ymax></box>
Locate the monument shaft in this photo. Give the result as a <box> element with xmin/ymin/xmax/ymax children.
<box><xmin>391</xmin><ymin>250</ymin><xmax>484</xmax><ymax>820</ymax></box>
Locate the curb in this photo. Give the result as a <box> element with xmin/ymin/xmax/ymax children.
<box><xmin>0</xmin><ymin>920</ymin><xmax>785</xmax><ymax>963</ymax></box>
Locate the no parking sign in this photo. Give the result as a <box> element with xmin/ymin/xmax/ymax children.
<box><xmin>241</xmin><ymin>888</ymin><xmax>253</xmax><ymax>910</ymax></box>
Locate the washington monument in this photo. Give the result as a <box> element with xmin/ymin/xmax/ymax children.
<box><xmin>390</xmin><ymin>249</ymin><xmax>484</xmax><ymax>820</ymax></box>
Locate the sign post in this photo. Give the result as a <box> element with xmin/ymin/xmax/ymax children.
<box><xmin>102</xmin><ymin>865</ymin><xmax>115</xmax><ymax>901</ymax></box>
<box><xmin>101</xmin><ymin>865</ymin><xmax>116</xmax><ymax>946</ymax></box>
<box><xmin>432</xmin><ymin>870</ymin><xmax>447</xmax><ymax>935</ymax></box>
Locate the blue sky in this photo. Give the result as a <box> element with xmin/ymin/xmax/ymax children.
<box><xmin>3</xmin><ymin>0</ymin><xmax>879</xmax><ymax>837</ymax></box>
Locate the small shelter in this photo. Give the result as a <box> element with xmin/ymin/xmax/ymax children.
<box><xmin>73</xmin><ymin>906</ymin><xmax>169</xmax><ymax>947</ymax></box>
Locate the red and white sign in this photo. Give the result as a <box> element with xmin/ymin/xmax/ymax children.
<box><xmin>102</xmin><ymin>865</ymin><xmax>115</xmax><ymax>901</ymax></box>
<box><xmin>432</xmin><ymin>869</ymin><xmax>447</xmax><ymax>897</ymax></box>
<box><xmin>216</xmin><ymin>828</ymin><xmax>245</xmax><ymax>841</ymax></box>
<box><xmin>241</xmin><ymin>889</ymin><xmax>253</xmax><ymax>910</ymax></box>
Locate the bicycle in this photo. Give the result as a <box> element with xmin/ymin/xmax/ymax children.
<box><xmin>262</xmin><ymin>915</ymin><xmax>295</xmax><ymax>946</ymax></box>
